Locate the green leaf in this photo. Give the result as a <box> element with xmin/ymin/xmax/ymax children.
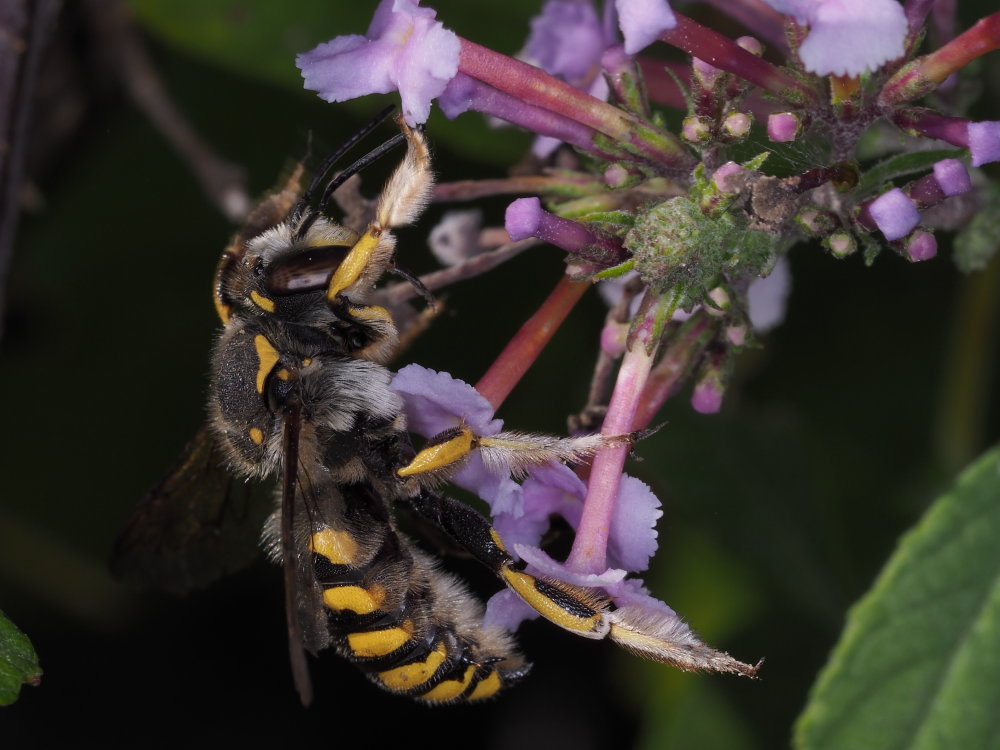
<box><xmin>794</xmin><ymin>444</ymin><xmax>1000</xmax><ymax>750</ymax></box>
<box><xmin>856</xmin><ymin>149</ymin><xmax>966</xmax><ymax>197</ymax></box>
<box><xmin>0</xmin><ymin>610</ymin><xmax>41</xmax><ymax>706</ymax></box>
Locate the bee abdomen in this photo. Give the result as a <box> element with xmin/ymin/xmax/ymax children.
<box><xmin>311</xmin><ymin>524</ymin><xmax>529</xmax><ymax>703</ymax></box>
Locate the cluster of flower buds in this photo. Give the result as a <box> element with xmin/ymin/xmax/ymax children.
<box><xmin>297</xmin><ymin>0</ymin><xmax>1000</xmax><ymax>674</ymax></box>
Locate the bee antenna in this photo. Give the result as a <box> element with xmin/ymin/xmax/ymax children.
<box><xmin>289</xmin><ymin>104</ymin><xmax>396</xmax><ymax>228</ymax></box>
<box><xmin>295</xmin><ymin>130</ymin><xmax>407</xmax><ymax>240</ymax></box>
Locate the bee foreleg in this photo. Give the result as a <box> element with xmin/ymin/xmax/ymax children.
<box><xmin>397</xmin><ymin>427</ymin><xmax>631</xmax><ymax>484</ymax></box>
<box><xmin>326</xmin><ymin>119</ymin><xmax>432</xmax><ymax>302</ymax></box>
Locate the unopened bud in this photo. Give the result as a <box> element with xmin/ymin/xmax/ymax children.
<box><xmin>691</xmin><ymin>349</ymin><xmax>731</xmax><ymax>414</ymax></box>
<box><xmin>712</xmin><ymin>162</ymin><xmax>745</xmax><ymax>194</ymax></box>
<box><xmin>796</xmin><ymin>207</ymin><xmax>837</xmax><ymax>235</ymax></box>
<box><xmin>692</xmin><ymin>57</ymin><xmax>723</xmax><ymax>89</ymax></box>
<box><xmin>725</xmin><ymin>325</ymin><xmax>748</xmax><ymax>347</ymax></box>
<box><xmin>722</xmin><ymin>112</ymin><xmax>753</xmax><ymax>141</ymax></box>
<box><xmin>682</xmin><ymin>115</ymin><xmax>713</xmax><ymax>144</ymax></box>
<box><xmin>767</xmin><ymin>112</ymin><xmax>801</xmax><ymax>142</ymax></box>
<box><xmin>904</xmin><ymin>229</ymin><xmax>937</xmax><ymax>262</ymax></box>
<box><xmin>736</xmin><ymin>35</ymin><xmax>763</xmax><ymax>57</ymax></box>
<box><xmin>825</xmin><ymin>231</ymin><xmax>857</xmax><ymax>258</ymax></box>
<box><xmin>707</xmin><ymin>286</ymin><xmax>731</xmax><ymax>312</ymax></box>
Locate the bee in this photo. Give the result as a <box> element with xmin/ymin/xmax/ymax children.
<box><xmin>114</xmin><ymin>108</ymin><xmax>745</xmax><ymax>706</ymax></box>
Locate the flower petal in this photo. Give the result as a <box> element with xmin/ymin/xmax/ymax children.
<box><xmin>391</xmin><ymin>364</ymin><xmax>503</xmax><ymax>436</ymax></box>
<box><xmin>484</xmin><ymin>588</ymin><xmax>539</xmax><ymax>631</ymax></box>
<box><xmin>297</xmin><ymin>0</ymin><xmax>459</xmax><ymax>125</ymax></box>
<box><xmin>514</xmin><ymin>544</ymin><xmax>628</xmax><ymax>586</ymax></box>
<box><xmin>617</xmin><ymin>0</ymin><xmax>677</xmax><ymax>55</ymax></box>
<box><xmin>607</xmin><ymin>474</ymin><xmax>662</xmax><ymax>572</ymax></box>
<box><xmin>790</xmin><ymin>0</ymin><xmax>907</xmax><ymax>77</ymax></box>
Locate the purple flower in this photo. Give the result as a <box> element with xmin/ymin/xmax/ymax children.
<box><xmin>868</xmin><ymin>187</ymin><xmax>920</xmax><ymax>241</ymax></box>
<box><xmin>297</xmin><ymin>0</ymin><xmax>459</xmax><ymax>126</ymax></box>
<box><xmin>763</xmin><ymin>0</ymin><xmax>907</xmax><ymax>76</ymax></box>
<box><xmin>969</xmin><ymin>121</ymin><xmax>1000</xmax><ymax>167</ymax></box>
<box><xmin>617</xmin><ymin>0</ymin><xmax>677</xmax><ymax>55</ymax></box>
<box><xmin>522</xmin><ymin>0</ymin><xmax>607</xmax><ymax>85</ymax></box>
<box><xmin>932</xmin><ymin>158</ymin><xmax>972</xmax><ymax>197</ymax></box>
<box><xmin>747</xmin><ymin>256</ymin><xmax>791</xmax><ymax>333</ymax></box>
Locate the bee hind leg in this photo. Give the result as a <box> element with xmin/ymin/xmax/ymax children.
<box><xmin>403</xmin><ymin>489</ymin><xmax>762</xmax><ymax>677</ymax></box>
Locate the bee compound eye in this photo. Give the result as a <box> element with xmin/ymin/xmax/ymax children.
<box><xmin>264</xmin><ymin>245</ymin><xmax>351</xmax><ymax>295</ymax></box>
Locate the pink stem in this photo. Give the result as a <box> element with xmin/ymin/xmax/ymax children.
<box><xmin>565</xmin><ymin>307</ymin><xmax>660</xmax><ymax>574</ymax></box>
<box><xmin>659</xmin><ymin>13</ymin><xmax>817</xmax><ymax>104</ymax></box>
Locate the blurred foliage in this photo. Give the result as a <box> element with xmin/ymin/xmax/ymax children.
<box><xmin>1</xmin><ymin>1</ymin><xmax>999</xmax><ymax>747</ymax></box>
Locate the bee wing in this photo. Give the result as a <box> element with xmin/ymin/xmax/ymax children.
<box><xmin>111</xmin><ymin>424</ymin><xmax>273</xmax><ymax>595</ymax></box>
<box><xmin>278</xmin><ymin>408</ymin><xmax>335</xmax><ymax>707</ymax></box>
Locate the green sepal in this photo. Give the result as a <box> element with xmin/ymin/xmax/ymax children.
<box><xmin>0</xmin><ymin>610</ymin><xmax>41</xmax><ymax>706</ymax></box>
<box><xmin>856</xmin><ymin>148</ymin><xmax>966</xmax><ymax>197</ymax></box>
<box><xmin>593</xmin><ymin>258</ymin><xmax>636</xmax><ymax>280</ymax></box>
<box><xmin>575</xmin><ymin>211</ymin><xmax>637</xmax><ymax>235</ymax></box>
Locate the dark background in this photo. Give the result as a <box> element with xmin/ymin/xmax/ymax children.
<box><xmin>2</xmin><ymin>1</ymin><xmax>998</xmax><ymax>747</ymax></box>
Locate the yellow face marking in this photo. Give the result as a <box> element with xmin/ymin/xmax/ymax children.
<box><xmin>249</xmin><ymin>290</ymin><xmax>276</xmax><ymax>312</ymax></box>
<box><xmin>253</xmin><ymin>335</ymin><xmax>280</xmax><ymax>395</ymax></box>
<box><xmin>378</xmin><ymin>642</ymin><xmax>448</xmax><ymax>692</ymax></box>
<box><xmin>276</xmin><ymin>368</ymin><xmax>291</xmax><ymax>381</ymax></box>
<box><xmin>397</xmin><ymin>429</ymin><xmax>475</xmax><ymax>477</ymax></box>
<box><xmin>248</xmin><ymin>427</ymin><xmax>264</xmax><ymax>445</ymax></box>
<box><xmin>467</xmin><ymin>671</ymin><xmax>502</xmax><ymax>701</ymax></box>
<box><xmin>419</xmin><ymin>665</ymin><xmax>476</xmax><ymax>703</ymax></box>
<box><xmin>322</xmin><ymin>585</ymin><xmax>384</xmax><ymax>615</ymax></box>
<box><xmin>310</xmin><ymin>528</ymin><xmax>359</xmax><ymax>566</ymax></box>
<box><xmin>501</xmin><ymin>570</ymin><xmax>604</xmax><ymax>635</ymax></box>
<box><xmin>346</xmin><ymin>621</ymin><xmax>414</xmax><ymax>659</ymax></box>
<box><xmin>326</xmin><ymin>230</ymin><xmax>381</xmax><ymax>300</ymax></box>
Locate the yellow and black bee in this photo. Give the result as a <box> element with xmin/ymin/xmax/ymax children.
<box><xmin>114</xmin><ymin>109</ymin><xmax>749</xmax><ymax>707</ymax></box>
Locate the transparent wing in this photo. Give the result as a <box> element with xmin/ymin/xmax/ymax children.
<box><xmin>111</xmin><ymin>424</ymin><xmax>273</xmax><ymax>595</ymax></box>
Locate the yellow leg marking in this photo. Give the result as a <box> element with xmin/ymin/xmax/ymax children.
<box><xmin>419</xmin><ymin>665</ymin><xmax>476</xmax><ymax>703</ymax></box>
<box><xmin>347</xmin><ymin>621</ymin><xmax>414</xmax><ymax>659</ymax></box>
<box><xmin>378</xmin><ymin>642</ymin><xmax>448</xmax><ymax>692</ymax></box>
<box><xmin>249</xmin><ymin>290</ymin><xmax>276</xmax><ymax>312</ymax></box>
<box><xmin>347</xmin><ymin>304</ymin><xmax>392</xmax><ymax>323</ymax></box>
<box><xmin>276</xmin><ymin>368</ymin><xmax>291</xmax><ymax>381</ymax></box>
<box><xmin>248</xmin><ymin>427</ymin><xmax>264</xmax><ymax>445</ymax></box>
<box><xmin>326</xmin><ymin>230</ymin><xmax>381</xmax><ymax>301</ymax></box>
<box><xmin>501</xmin><ymin>570</ymin><xmax>605</xmax><ymax>635</ymax></box>
<box><xmin>253</xmin><ymin>335</ymin><xmax>280</xmax><ymax>395</ymax></box>
<box><xmin>302</xmin><ymin>358</ymin><xmax>312</xmax><ymax>367</ymax></box>
<box><xmin>322</xmin><ymin>584</ymin><xmax>385</xmax><ymax>615</ymax></box>
<box><xmin>467</xmin><ymin>671</ymin><xmax>502</xmax><ymax>701</ymax></box>
<box><xmin>397</xmin><ymin>429</ymin><xmax>476</xmax><ymax>478</ymax></box>
<box><xmin>489</xmin><ymin>528</ymin><xmax>507</xmax><ymax>553</ymax></box>
<box><xmin>310</xmin><ymin>528</ymin><xmax>359</xmax><ymax>566</ymax></box>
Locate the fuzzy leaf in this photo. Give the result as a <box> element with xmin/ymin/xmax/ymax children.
<box><xmin>0</xmin><ymin>610</ymin><xmax>41</xmax><ymax>706</ymax></box>
<box><xmin>795</xmin><ymin>444</ymin><xmax>1000</xmax><ymax>750</ymax></box>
